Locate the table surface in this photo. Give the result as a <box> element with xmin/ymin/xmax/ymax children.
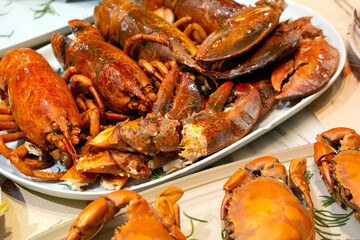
<box><xmin>1</xmin><ymin>0</ymin><xmax>360</xmax><ymax>239</ymax></box>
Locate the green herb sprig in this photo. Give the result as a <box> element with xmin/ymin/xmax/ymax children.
<box><xmin>183</xmin><ymin>211</ymin><xmax>208</xmax><ymax>239</ymax></box>
<box><xmin>0</xmin><ymin>30</ymin><xmax>14</xmax><ymax>38</ymax></box>
<box><xmin>221</xmin><ymin>229</ymin><xmax>228</xmax><ymax>240</ymax></box>
<box><xmin>314</xmin><ymin>208</ymin><xmax>354</xmax><ymax>240</ymax></box>
<box><xmin>150</xmin><ymin>169</ymin><xmax>163</xmax><ymax>180</ymax></box>
<box><xmin>320</xmin><ymin>195</ymin><xmax>335</xmax><ymax>208</ymax></box>
<box><xmin>58</xmin><ymin>183</ymin><xmax>72</xmax><ymax>190</ymax></box>
<box><xmin>304</xmin><ymin>170</ymin><xmax>313</xmax><ymax>183</ymax></box>
<box><xmin>31</xmin><ymin>0</ymin><xmax>58</xmax><ymax>20</ymax></box>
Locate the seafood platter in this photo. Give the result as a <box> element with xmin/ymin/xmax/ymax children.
<box><xmin>2</xmin><ymin>0</ymin><xmax>360</xmax><ymax>239</ymax></box>
<box><xmin>0</xmin><ymin>0</ymin><xmax>346</xmax><ymax>200</ymax></box>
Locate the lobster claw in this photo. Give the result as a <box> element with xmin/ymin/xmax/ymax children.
<box><xmin>196</xmin><ymin>0</ymin><xmax>286</xmax><ymax>64</ymax></box>
<box><xmin>180</xmin><ymin>82</ymin><xmax>261</xmax><ymax>162</ymax></box>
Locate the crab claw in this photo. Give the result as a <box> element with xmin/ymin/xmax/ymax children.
<box><xmin>196</xmin><ymin>0</ymin><xmax>285</xmax><ymax>64</ymax></box>
<box><xmin>271</xmin><ymin>17</ymin><xmax>339</xmax><ymax>100</ymax></box>
<box><xmin>180</xmin><ymin>83</ymin><xmax>261</xmax><ymax>162</ymax></box>
<box><xmin>289</xmin><ymin>157</ymin><xmax>313</xmax><ymax>210</ymax></box>
<box><xmin>66</xmin><ymin>190</ymin><xmax>142</xmax><ymax>240</ymax></box>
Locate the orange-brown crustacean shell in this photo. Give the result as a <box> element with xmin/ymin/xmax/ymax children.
<box><xmin>228</xmin><ymin>178</ymin><xmax>314</xmax><ymax>240</ymax></box>
<box><xmin>333</xmin><ymin>150</ymin><xmax>360</xmax><ymax>209</ymax></box>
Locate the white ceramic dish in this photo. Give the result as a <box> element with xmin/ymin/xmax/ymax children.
<box><xmin>0</xmin><ymin>0</ymin><xmax>99</xmax><ymax>58</ymax></box>
<box><xmin>28</xmin><ymin>144</ymin><xmax>360</xmax><ymax>240</ymax></box>
<box><xmin>0</xmin><ymin>0</ymin><xmax>346</xmax><ymax>200</ymax></box>
<box><xmin>348</xmin><ymin>7</ymin><xmax>360</xmax><ymax>60</ymax></box>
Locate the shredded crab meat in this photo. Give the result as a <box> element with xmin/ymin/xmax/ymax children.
<box><xmin>179</xmin><ymin>124</ymin><xmax>207</xmax><ymax>162</ymax></box>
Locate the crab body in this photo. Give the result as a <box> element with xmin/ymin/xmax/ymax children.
<box><xmin>221</xmin><ymin>156</ymin><xmax>314</xmax><ymax>240</ymax></box>
<box><xmin>314</xmin><ymin>127</ymin><xmax>360</xmax><ymax>222</ymax></box>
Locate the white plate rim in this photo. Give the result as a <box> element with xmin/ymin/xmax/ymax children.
<box><xmin>0</xmin><ymin>0</ymin><xmax>347</xmax><ymax>200</ymax></box>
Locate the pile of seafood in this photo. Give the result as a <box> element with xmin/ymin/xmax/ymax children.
<box><xmin>0</xmin><ymin>0</ymin><xmax>340</xmax><ymax>191</ymax></box>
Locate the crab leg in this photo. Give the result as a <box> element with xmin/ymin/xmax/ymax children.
<box><xmin>289</xmin><ymin>157</ymin><xmax>313</xmax><ymax>210</ymax></box>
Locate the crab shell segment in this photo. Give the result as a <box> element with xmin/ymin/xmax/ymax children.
<box><xmin>221</xmin><ymin>156</ymin><xmax>314</xmax><ymax>240</ymax></box>
<box><xmin>314</xmin><ymin>127</ymin><xmax>360</xmax><ymax>222</ymax></box>
<box><xmin>195</xmin><ymin>0</ymin><xmax>285</xmax><ymax>63</ymax></box>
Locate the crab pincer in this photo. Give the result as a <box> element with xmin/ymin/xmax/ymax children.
<box><xmin>66</xmin><ymin>187</ymin><xmax>186</xmax><ymax>240</ymax></box>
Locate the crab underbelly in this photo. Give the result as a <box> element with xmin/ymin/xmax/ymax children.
<box><xmin>228</xmin><ymin>178</ymin><xmax>314</xmax><ymax>240</ymax></box>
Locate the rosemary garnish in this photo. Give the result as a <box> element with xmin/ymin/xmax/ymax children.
<box><xmin>320</xmin><ymin>195</ymin><xmax>335</xmax><ymax>208</ymax></box>
<box><xmin>314</xmin><ymin>208</ymin><xmax>354</xmax><ymax>240</ymax></box>
<box><xmin>30</xmin><ymin>0</ymin><xmax>58</xmax><ymax>20</ymax></box>
<box><xmin>150</xmin><ymin>169</ymin><xmax>163</xmax><ymax>180</ymax></box>
<box><xmin>183</xmin><ymin>211</ymin><xmax>208</xmax><ymax>239</ymax></box>
<box><xmin>221</xmin><ymin>229</ymin><xmax>228</xmax><ymax>240</ymax></box>
<box><xmin>58</xmin><ymin>183</ymin><xmax>72</xmax><ymax>190</ymax></box>
<box><xmin>304</xmin><ymin>170</ymin><xmax>313</xmax><ymax>183</ymax></box>
<box><xmin>52</xmin><ymin>67</ymin><xmax>62</xmax><ymax>75</ymax></box>
<box><xmin>315</xmin><ymin>227</ymin><xmax>341</xmax><ymax>240</ymax></box>
<box><xmin>0</xmin><ymin>30</ymin><xmax>14</xmax><ymax>38</ymax></box>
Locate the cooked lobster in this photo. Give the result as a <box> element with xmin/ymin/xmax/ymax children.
<box><xmin>51</xmin><ymin>19</ymin><xmax>156</xmax><ymax>117</ymax></box>
<box><xmin>0</xmin><ymin>48</ymin><xmax>98</xmax><ymax>179</ymax></box>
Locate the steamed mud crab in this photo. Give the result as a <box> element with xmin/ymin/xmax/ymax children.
<box><xmin>66</xmin><ymin>187</ymin><xmax>186</xmax><ymax>240</ymax></box>
<box><xmin>221</xmin><ymin>156</ymin><xmax>315</xmax><ymax>239</ymax></box>
<box><xmin>314</xmin><ymin>127</ymin><xmax>360</xmax><ymax>222</ymax></box>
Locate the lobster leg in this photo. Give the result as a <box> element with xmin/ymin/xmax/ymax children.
<box><xmin>9</xmin><ymin>153</ymin><xmax>64</xmax><ymax>180</ymax></box>
<box><xmin>0</xmin><ymin>114</ymin><xmax>14</xmax><ymax>121</ymax></box>
<box><xmin>79</xmin><ymin>100</ymin><xmax>100</xmax><ymax>138</ymax></box>
<box><xmin>0</xmin><ymin>102</ymin><xmax>11</xmax><ymax>114</ymax></box>
<box><xmin>123</xmin><ymin>34</ymin><xmax>173</xmax><ymax>57</ymax></box>
<box><xmin>0</xmin><ymin>136</ymin><xmax>54</xmax><ymax>169</ymax></box>
<box><xmin>71</xmin><ymin>74</ymin><xmax>105</xmax><ymax>118</ymax></box>
<box><xmin>0</xmin><ymin>121</ymin><xmax>17</xmax><ymax>131</ymax></box>
<box><xmin>0</xmin><ymin>132</ymin><xmax>24</xmax><ymax>143</ymax></box>
<box><xmin>138</xmin><ymin>59</ymin><xmax>166</xmax><ymax>82</ymax></box>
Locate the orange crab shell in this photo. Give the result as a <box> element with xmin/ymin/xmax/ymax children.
<box><xmin>331</xmin><ymin>150</ymin><xmax>360</xmax><ymax>211</ymax></box>
<box><xmin>226</xmin><ymin>177</ymin><xmax>314</xmax><ymax>240</ymax></box>
<box><xmin>113</xmin><ymin>198</ymin><xmax>175</xmax><ymax>240</ymax></box>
